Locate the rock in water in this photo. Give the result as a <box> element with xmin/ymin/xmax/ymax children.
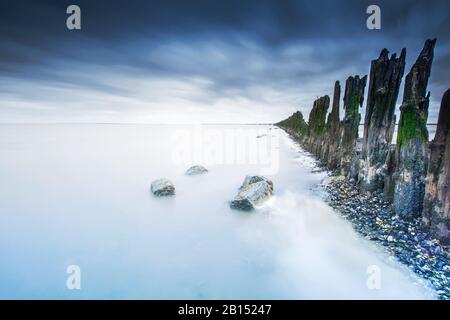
<box><xmin>230</xmin><ymin>175</ymin><xmax>274</xmax><ymax>211</ymax></box>
<box><xmin>185</xmin><ymin>165</ymin><xmax>208</xmax><ymax>175</ymax></box>
<box><xmin>423</xmin><ymin>88</ymin><xmax>450</xmax><ymax>245</ymax></box>
<box><xmin>151</xmin><ymin>178</ymin><xmax>175</xmax><ymax>196</ymax></box>
<box><xmin>394</xmin><ymin>39</ymin><xmax>436</xmax><ymax>218</ymax></box>
<box><xmin>240</xmin><ymin>175</ymin><xmax>274</xmax><ymax>190</ymax></box>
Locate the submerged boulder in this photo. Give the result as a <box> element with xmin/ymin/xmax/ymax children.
<box><xmin>185</xmin><ymin>165</ymin><xmax>208</xmax><ymax>175</ymax></box>
<box><xmin>151</xmin><ymin>178</ymin><xmax>175</xmax><ymax>196</ymax></box>
<box><xmin>230</xmin><ymin>175</ymin><xmax>273</xmax><ymax>211</ymax></box>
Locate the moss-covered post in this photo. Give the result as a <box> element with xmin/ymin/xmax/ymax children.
<box><xmin>306</xmin><ymin>95</ymin><xmax>330</xmax><ymax>157</ymax></box>
<box><xmin>340</xmin><ymin>75</ymin><xmax>367</xmax><ymax>177</ymax></box>
<box><xmin>383</xmin><ymin>144</ymin><xmax>398</xmax><ymax>200</ymax></box>
<box><xmin>275</xmin><ymin>111</ymin><xmax>309</xmax><ymax>143</ymax></box>
<box><xmin>360</xmin><ymin>48</ymin><xmax>406</xmax><ymax>191</ymax></box>
<box><xmin>423</xmin><ymin>89</ymin><xmax>450</xmax><ymax>244</ymax></box>
<box><xmin>323</xmin><ymin>81</ymin><xmax>341</xmax><ymax>169</ymax></box>
<box><xmin>394</xmin><ymin>39</ymin><xmax>436</xmax><ymax>218</ymax></box>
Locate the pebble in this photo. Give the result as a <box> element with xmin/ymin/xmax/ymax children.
<box><xmin>322</xmin><ymin>173</ymin><xmax>450</xmax><ymax>300</ymax></box>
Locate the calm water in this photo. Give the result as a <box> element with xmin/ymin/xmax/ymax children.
<box><xmin>0</xmin><ymin>124</ymin><xmax>436</xmax><ymax>299</ymax></box>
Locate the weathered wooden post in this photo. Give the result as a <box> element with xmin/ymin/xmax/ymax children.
<box><xmin>360</xmin><ymin>48</ymin><xmax>406</xmax><ymax>191</ymax></box>
<box><xmin>340</xmin><ymin>75</ymin><xmax>367</xmax><ymax>177</ymax></box>
<box><xmin>423</xmin><ymin>88</ymin><xmax>450</xmax><ymax>245</ymax></box>
<box><xmin>306</xmin><ymin>95</ymin><xmax>330</xmax><ymax>158</ymax></box>
<box><xmin>393</xmin><ymin>39</ymin><xmax>436</xmax><ymax>218</ymax></box>
<box><xmin>323</xmin><ymin>81</ymin><xmax>341</xmax><ymax>169</ymax></box>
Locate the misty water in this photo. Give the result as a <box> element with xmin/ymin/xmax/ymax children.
<box><xmin>0</xmin><ymin>124</ymin><xmax>436</xmax><ymax>299</ymax></box>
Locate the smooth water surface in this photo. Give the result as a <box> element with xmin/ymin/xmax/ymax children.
<box><xmin>0</xmin><ymin>124</ymin><xmax>435</xmax><ymax>299</ymax></box>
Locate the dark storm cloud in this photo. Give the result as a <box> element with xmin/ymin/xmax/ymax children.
<box><xmin>0</xmin><ymin>0</ymin><xmax>449</xmax><ymax>122</ymax></box>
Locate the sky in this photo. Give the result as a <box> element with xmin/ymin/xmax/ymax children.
<box><xmin>0</xmin><ymin>0</ymin><xmax>449</xmax><ymax>124</ymax></box>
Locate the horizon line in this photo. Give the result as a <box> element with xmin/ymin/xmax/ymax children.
<box><xmin>0</xmin><ymin>122</ymin><xmax>439</xmax><ymax>126</ymax></box>
<box><xmin>0</xmin><ymin>122</ymin><xmax>276</xmax><ymax>125</ymax></box>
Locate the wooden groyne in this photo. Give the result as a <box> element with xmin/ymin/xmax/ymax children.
<box><xmin>276</xmin><ymin>39</ymin><xmax>449</xmax><ymax>245</ymax></box>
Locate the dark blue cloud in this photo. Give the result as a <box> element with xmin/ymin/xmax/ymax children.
<box><xmin>0</xmin><ymin>0</ymin><xmax>449</xmax><ymax>123</ymax></box>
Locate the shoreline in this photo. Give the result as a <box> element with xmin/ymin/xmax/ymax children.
<box><xmin>283</xmin><ymin>129</ymin><xmax>450</xmax><ymax>300</ymax></box>
<box><xmin>275</xmin><ymin>40</ymin><xmax>449</xmax><ymax>247</ymax></box>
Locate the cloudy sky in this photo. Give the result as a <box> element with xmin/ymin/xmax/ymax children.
<box><xmin>0</xmin><ymin>0</ymin><xmax>449</xmax><ymax>123</ymax></box>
